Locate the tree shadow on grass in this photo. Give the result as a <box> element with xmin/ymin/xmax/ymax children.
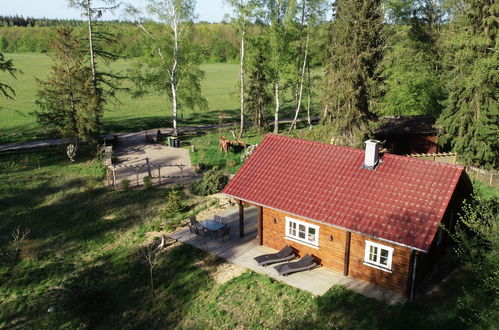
<box><xmin>27</xmin><ymin>244</ymin><xmax>212</xmax><ymax>328</ymax></box>
<box><xmin>278</xmin><ymin>280</ymin><xmax>467</xmax><ymax>330</ymax></box>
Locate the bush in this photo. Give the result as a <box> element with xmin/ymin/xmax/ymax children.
<box><xmin>143</xmin><ymin>176</ymin><xmax>152</xmax><ymax>189</ymax></box>
<box><xmin>190</xmin><ymin>167</ymin><xmax>229</xmax><ymax>196</ymax></box>
<box><xmin>163</xmin><ymin>189</ymin><xmax>185</xmax><ymax>215</ymax></box>
<box><xmin>121</xmin><ymin>179</ymin><xmax>131</xmax><ymax>190</ymax></box>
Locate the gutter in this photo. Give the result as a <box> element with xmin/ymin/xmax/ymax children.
<box><xmin>223</xmin><ymin>193</ymin><xmax>428</xmax><ymax>253</ymax></box>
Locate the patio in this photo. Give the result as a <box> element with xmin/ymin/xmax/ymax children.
<box><xmin>171</xmin><ymin>205</ymin><xmax>407</xmax><ymax>304</ymax></box>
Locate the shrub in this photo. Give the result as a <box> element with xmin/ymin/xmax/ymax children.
<box><xmin>226</xmin><ymin>159</ymin><xmax>236</xmax><ymax>168</ymax></box>
<box><xmin>163</xmin><ymin>189</ymin><xmax>185</xmax><ymax>215</ymax></box>
<box><xmin>190</xmin><ymin>167</ymin><xmax>229</xmax><ymax>196</ymax></box>
<box><xmin>121</xmin><ymin>179</ymin><xmax>131</xmax><ymax>190</ymax></box>
<box><xmin>143</xmin><ymin>176</ymin><xmax>152</xmax><ymax>189</ymax></box>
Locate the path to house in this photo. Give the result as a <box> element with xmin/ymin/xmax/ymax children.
<box><xmin>171</xmin><ymin>205</ymin><xmax>408</xmax><ymax>304</ymax></box>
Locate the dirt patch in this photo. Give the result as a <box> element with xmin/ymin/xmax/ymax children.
<box><xmin>193</xmin><ymin>254</ymin><xmax>246</xmax><ymax>284</ymax></box>
<box><xmin>211</xmin><ymin>263</ymin><xmax>246</xmax><ymax>284</ymax></box>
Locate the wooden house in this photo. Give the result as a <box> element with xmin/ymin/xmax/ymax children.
<box><xmin>374</xmin><ymin>115</ymin><xmax>439</xmax><ymax>155</ymax></box>
<box><xmin>222</xmin><ymin>134</ymin><xmax>470</xmax><ymax>298</ymax></box>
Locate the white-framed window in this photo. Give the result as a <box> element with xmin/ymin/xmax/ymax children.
<box><xmin>285</xmin><ymin>217</ymin><xmax>319</xmax><ymax>247</ymax></box>
<box><xmin>364</xmin><ymin>240</ymin><xmax>393</xmax><ymax>272</ymax></box>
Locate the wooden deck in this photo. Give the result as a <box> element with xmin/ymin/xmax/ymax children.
<box><xmin>171</xmin><ymin>206</ymin><xmax>407</xmax><ymax>304</ymax></box>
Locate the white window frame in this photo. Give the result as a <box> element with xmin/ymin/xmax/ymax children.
<box><xmin>364</xmin><ymin>240</ymin><xmax>394</xmax><ymax>272</ymax></box>
<box><xmin>285</xmin><ymin>216</ymin><xmax>320</xmax><ymax>248</ymax></box>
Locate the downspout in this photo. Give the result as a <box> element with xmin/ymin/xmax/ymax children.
<box><xmin>410</xmin><ymin>250</ymin><xmax>418</xmax><ymax>301</ymax></box>
<box><xmin>343</xmin><ymin>231</ymin><xmax>351</xmax><ymax>276</ymax></box>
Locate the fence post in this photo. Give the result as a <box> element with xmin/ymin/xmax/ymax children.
<box><xmin>158</xmin><ymin>166</ymin><xmax>161</xmax><ymax>184</ymax></box>
<box><xmin>146</xmin><ymin>157</ymin><xmax>152</xmax><ymax>177</ymax></box>
<box><xmin>112</xmin><ymin>167</ymin><xmax>117</xmax><ymax>190</ymax></box>
<box><xmin>490</xmin><ymin>173</ymin><xmax>494</xmax><ymax>185</ymax></box>
<box><xmin>136</xmin><ymin>167</ymin><xmax>139</xmax><ymax>187</ymax></box>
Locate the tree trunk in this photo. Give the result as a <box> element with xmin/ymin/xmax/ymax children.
<box><xmin>238</xmin><ymin>24</ymin><xmax>245</xmax><ymax>138</ymax></box>
<box><xmin>170</xmin><ymin>4</ymin><xmax>180</xmax><ymax>137</ymax></box>
<box><xmin>289</xmin><ymin>32</ymin><xmax>309</xmax><ymax>132</ymax></box>
<box><xmin>306</xmin><ymin>50</ymin><xmax>312</xmax><ymax>130</ymax></box>
<box><xmin>273</xmin><ymin>82</ymin><xmax>280</xmax><ymax>134</ymax></box>
<box><xmin>86</xmin><ymin>0</ymin><xmax>97</xmax><ymax>88</ymax></box>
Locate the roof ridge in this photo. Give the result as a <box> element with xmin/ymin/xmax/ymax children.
<box><xmin>266</xmin><ymin>134</ymin><xmax>463</xmax><ymax>171</ymax></box>
<box><xmin>265</xmin><ymin>134</ymin><xmax>364</xmax><ymax>153</ymax></box>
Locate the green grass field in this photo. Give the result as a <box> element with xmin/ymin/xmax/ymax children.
<box><xmin>0</xmin><ymin>147</ymin><xmax>473</xmax><ymax>329</ymax></box>
<box><xmin>0</xmin><ymin>53</ymin><xmax>317</xmax><ymax>144</ymax></box>
<box><xmin>0</xmin><ymin>53</ymin><xmax>242</xmax><ymax>144</ymax></box>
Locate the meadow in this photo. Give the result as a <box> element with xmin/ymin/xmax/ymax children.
<box><xmin>0</xmin><ymin>147</ymin><xmax>473</xmax><ymax>329</ymax></box>
<box><xmin>0</xmin><ymin>53</ymin><xmax>242</xmax><ymax>144</ymax></box>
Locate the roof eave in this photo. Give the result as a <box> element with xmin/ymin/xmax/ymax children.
<box><xmin>222</xmin><ymin>192</ymin><xmax>429</xmax><ymax>253</ymax></box>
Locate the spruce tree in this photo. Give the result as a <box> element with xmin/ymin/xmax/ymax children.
<box><xmin>0</xmin><ymin>52</ymin><xmax>17</xmax><ymax>99</ymax></box>
<box><xmin>437</xmin><ymin>0</ymin><xmax>498</xmax><ymax>169</ymax></box>
<box><xmin>380</xmin><ymin>1</ymin><xmax>447</xmax><ymax>117</ymax></box>
<box><xmin>322</xmin><ymin>0</ymin><xmax>385</xmax><ymax>146</ymax></box>
<box><xmin>33</xmin><ymin>27</ymin><xmax>99</xmax><ymax>149</ymax></box>
<box><xmin>246</xmin><ymin>37</ymin><xmax>272</xmax><ymax>132</ymax></box>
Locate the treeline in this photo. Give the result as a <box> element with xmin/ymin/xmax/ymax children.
<box><xmin>1</xmin><ymin>0</ymin><xmax>497</xmax><ymax>169</ymax></box>
<box><xmin>0</xmin><ymin>22</ymin><xmax>248</xmax><ymax>63</ymax></box>
<box><xmin>0</xmin><ymin>15</ymin><xmax>121</xmax><ymax>27</ymax></box>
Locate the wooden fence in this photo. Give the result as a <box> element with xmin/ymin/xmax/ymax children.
<box><xmin>106</xmin><ymin>162</ymin><xmax>198</xmax><ymax>189</ymax></box>
<box><xmin>464</xmin><ymin>166</ymin><xmax>499</xmax><ymax>188</ymax></box>
<box><xmin>409</xmin><ymin>152</ymin><xmax>498</xmax><ymax>188</ymax></box>
<box><xmin>409</xmin><ymin>152</ymin><xmax>457</xmax><ymax>164</ymax></box>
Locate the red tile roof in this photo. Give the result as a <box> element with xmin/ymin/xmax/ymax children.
<box><xmin>222</xmin><ymin>134</ymin><xmax>464</xmax><ymax>252</ymax></box>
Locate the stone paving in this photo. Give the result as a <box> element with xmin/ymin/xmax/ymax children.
<box><xmin>112</xmin><ymin>130</ymin><xmax>196</xmax><ymax>187</ymax></box>
<box><xmin>171</xmin><ymin>205</ymin><xmax>407</xmax><ymax>304</ymax></box>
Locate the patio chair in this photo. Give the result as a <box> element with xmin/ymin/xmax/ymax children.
<box><xmin>217</xmin><ymin>225</ymin><xmax>231</xmax><ymax>242</ymax></box>
<box><xmin>253</xmin><ymin>245</ymin><xmax>297</xmax><ymax>267</ymax></box>
<box><xmin>188</xmin><ymin>224</ymin><xmax>196</xmax><ymax>237</ymax></box>
<box><xmin>274</xmin><ymin>254</ymin><xmax>318</xmax><ymax>276</ymax></box>
<box><xmin>190</xmin><ymin>215</ymin><xmax>199</xmax><ymax>226</ymax></box>
<box><xmin>195</xmin><ymin>226</ymin><xmax>213</xmax><ymax>240</ymax></box>
<box><xmin>193</xmin><ymin>225</ymin><xmax>208</xmax><ymax>241</ymax></box>
<box><xmin>214</xmin><ymin>215</ymin><xmax>223</xmax><ymax>223</ymax></box>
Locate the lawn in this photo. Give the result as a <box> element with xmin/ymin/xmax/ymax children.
<box><xmin>0</xmin><ymin>146</ymin><xmax>478</xmax><ymax>329</ymax></box>
<box><xmin>0</xmin><ymin>53</ymin><xmax>241</xmax><ymax>144</ymax></box>
<box><xmin>0</xmin><ymin>53</ymin><xmax>320</xmax><ymax>145</ymax></box>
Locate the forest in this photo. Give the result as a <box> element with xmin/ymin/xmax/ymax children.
<box><xmin>0</xmin><ymin>1</ymin><xmax>498</xmax><ymax>328</ymax></box>
<box><xmin>1</xmin><ymin>0</ymin><xmax>497</xmax><ymax>169</ymax></box>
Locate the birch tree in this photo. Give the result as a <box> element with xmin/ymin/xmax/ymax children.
<box><xmin>289</xmin><ymin>0</ymin><xmax>327</xmax><ymax>131</ymax></box>
<box><xmin>127</xmin><ymin>0</ymin><xmax>207</xmax><ymax>137</ymax></box>
<box><xmin>225</xmin><ymin>0</ymin><xmax>262</xmax><ymax>138</ymax></box>
<box><xmin>265</xmin><ymin>0</ymin><xmax>297</xmax><ymax>134</ymax></box>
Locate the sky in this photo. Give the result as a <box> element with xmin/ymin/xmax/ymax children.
<box><xmin>1</xmin><ymin>0</ymin><xmax>229</xmax><ymax>23</ymax></box>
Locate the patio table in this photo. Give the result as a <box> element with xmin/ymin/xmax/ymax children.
<box><xmin>199</xmin><ymin>219</ymin><xmax>225</xmax><ymax>232</ymax></box>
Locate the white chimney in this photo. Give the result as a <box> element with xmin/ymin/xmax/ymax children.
<box><xmin>364</xmin><ymin>139</ymin><xmax>380</xmax><ymax>169</ymax></box>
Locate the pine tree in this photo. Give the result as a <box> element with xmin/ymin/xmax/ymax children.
<box><xmin>33</xmin><ymin>27</ymin><xmax>99</xmax><ymax>149</ymax></box>
<box><xmin>322</xmin><ymin>0</ymin><xmax>386</xmax><ymax>147</ymax></box>
<box><xmin>246</xmin><ymin>37</ymin><xmax>272</xmax><ymax>132</ymax></box>
<box><xmin>437</xmin><ymin>0</ymin><xmax>498</xmax><ymax>169</ymax></box>
<box><xmin>0</xmin><ymin>52</ymin><xmax>17</xmax><ymax>99</ymax></box>
<box><xmin>69</xmin><ymin>0</ymin><xmax>122</xmax><ymax>147</ymax></box>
